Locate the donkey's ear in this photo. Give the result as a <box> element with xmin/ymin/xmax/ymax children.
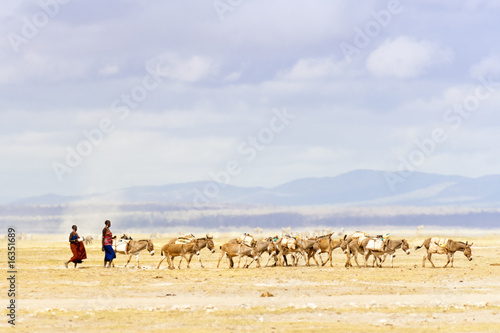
<box><xmin>343</xmin><ymin>234</ymin><xmax>347</xmax><ymax>240</ymax></box>
<box><xmin>465</xmin><ymin>241</ymin><xmax>468</xmax><ymax>246</ymax></box>
<box><xmin>469</xmin><ymin>242</ymin><xmax>474</xmax><ymax>247</ymax></box>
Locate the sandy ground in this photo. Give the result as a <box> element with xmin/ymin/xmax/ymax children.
<box><xmin>1</xmin><ymin>234</ymin><xmax>500</xmax><ymax>332</ymax></box>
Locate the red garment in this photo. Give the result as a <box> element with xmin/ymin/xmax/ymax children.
<box><xmin>70</xmin><ymin>241</ymin><xmax>87</xmax><ymax>263</ymax></box>
<box><xmin>103</xmin><ymin>228</ymin><xmax>113</xmax><ymax>246</ymax></box>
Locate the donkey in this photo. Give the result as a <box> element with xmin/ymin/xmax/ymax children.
<box><xmin>222</xmin><ymin>238</ymin><xmax>272</xmax><ymax>267</ymax></box>
<box><xmin>340</xmin><ymin>236</ymin><xmax>367</xmax><ymax>268</ymax></box>
<box><xmin>416</xmin><ymin>237</ymin><xmax>473</xmax><ymax>268</ymax></box>
<box><xmin>276</xmin><ymin>237</ymin><xmax>302</xmax><ymax>266</ymax></box>
<box><xmin>84</xmin><ymin>235</ymin><xmax>93</xmax><ymax>245</ymax></box>
<box><xmin>252</xmin><ymin>238</ymin><xmax>278</xmax><ymax>267</ymax></box>
<box><xmin>364</xmin><ymin>239</ymin><xmax>410</xmax><ymax>268</ymax></box>
<box><xmin>297</xmin><ymin>238</ymin><xmax>321</xmax><ymax>266</ymax></box>
<box><xmin>157</xmin><ymin>236</ymin><xmax>215</xmax><ymax>269</ymax></box>
<box><xmin>178</xmin><ymin>236</ymin><xmax>215</xmax><ymax>268</ymax></box>
<box><xmin>217</xmin><ymin>242</ymin><xmax>260</xmax><ymax>268</ymax></box>
<box><xmin>113</xmin><ymin>239</ymin><xmax>155</xmax><ymax>268</ymax></box>
<box><xmin>313</xmin><ymin>235</ymin><xmax>343</xmax><ymax>267</ymax></box>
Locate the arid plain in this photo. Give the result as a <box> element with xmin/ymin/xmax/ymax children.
<box><xmin>2</xmin><ymin>233</ymin><xmax>500</xmax><ymax>332</ymax></box>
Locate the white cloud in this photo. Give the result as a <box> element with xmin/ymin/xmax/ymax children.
<box><xmin>470</xmin><ymin>55</ymin><xmax>500</xmax><ymax>79</ymax></box>
<box><xmin>366</xmin><ymin>36</ymin><xmax>453</xmax><ymax>78</ymax></box>
<box><xmin>280</xmin><ymin>57</ymin><xmax>345</xmax><ymax>80</ymax></box>
<box><xmin>98</xmin><ymin>65</ymin><xmax>119</xmax><ymax>76</ymax></box>
<box><xmin>223</xmin><ymin>71</ymin><xmax>242</xmax><ymax>82</ymax></box>
<box><xmin>147</xmin><ymin>52</ymin><xmax>217</xmax><ymax>83</ymax></box>
<box><xmin>0</xmin><ymin>52</ymin><xmax>92</xmax><ymax>84</ymax></box>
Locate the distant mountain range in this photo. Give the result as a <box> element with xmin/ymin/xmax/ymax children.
<box><xmin>13</xmin><ymin>169</ymin><xmax>500</xmax><ymax>207</ymax></box>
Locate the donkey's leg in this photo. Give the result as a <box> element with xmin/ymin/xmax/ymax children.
<box><xmin>237</xmin><ymin>255</ymin><xmax>243</xmax><ymax>268</ymax></box>
<box><xmin>166</xmin><ymin>255</ymin><xmax>173</xmax><ymax>269</ymax></box>
<box><xmin>255</xmin><ymin>257</ymin><xmax>261</xmax><ymax>268</ymax></box>
<box><xmin>353</xmin><ymin>252</ymin><xmax>360</xmax><ymax>268</ymax></box>
<box><xmin>304</xmin><ymin>251</ymin><xmax>311</xmax><ymax>267</ymax></box>
<box><xmin>443</xmin><ymin>253</ymin><xmax>451</xmax><ymax>268</ymax></box>
<box><xmin>157</xmin><ymin>255</ymin><xmax>166</xmax><ymax>269</ymax></box>
<box><xmin>245</xmin><ymin>256</ymin><xmax>255</xmax><ymax>268</ymax></box>
<box><xmin>363</xmin><ymin>252</ymin><xmax>370</xmax><ymax>267</ymax></box>
<box><xmin>381</xmin><ymin>253</ymin><xmax>388</xmax><ymax>264</ymax></box>
<box><xmin>317</xmin><ymin>253</ymin><xmax>324</xmax><ymax>266</ymax></box>
<box><xmin>196</xmin><ymin>252</ymin><xmax>204</xmax><ymax>268</ymax></box>
<box><xmin>125</xmin><ymin>254</ymin><xmax>133</xmax><ymax>267</ymax></box>
<box><xmin>135</xmin><ymin>254</ymin><xmax>140</xmax><ymax>269</ymax></box>
<box><xmin>216</xmin><ymin>251</ymin><xmax>225</xmax><ymax>268</ymax></box>
<box><xmin>373</xmin><ymin>255</ymin><xmax>378</xmax><ymax>267</ymax></box>
<box><xmin>444</xmin><ymin>252</ymin><xmax>455</xmax><ymax>268</ymax></box>
<box><xmin>264</xmin><ymin>252</ymin><xmax>274</xmax><ymax>267</ymax></box>
<box><xmin>345</xmin><ymin>252</ymin><xmax>352</xmax><ymax>268</ymax></box>
<box><xmin>319</xmin><ymin>253</ymin><xmax>327</xmax><ymax>267</ymax></box>
<box><xmin>186</xmin><ymin>253</ymin><xmax>194</xmax><ymax>267</ymax></box>
<box><xmin>428</xmin><ymin>253</ymin><xmax>436</xmax><ymax>268</ymax></box>
<box><xmin>305</xmin><ymin>251</ymin><xmax>312</xmax><ymax>266</ymax></box>
<box><xmin>184</xmin><ymin>253</ymin><xmax>193</xmax><ymax>268</ymax></box>
<box><xmin>313</xmin><ymin>250</ymin><xmax>321</xmax><ymax>266</ymax></box>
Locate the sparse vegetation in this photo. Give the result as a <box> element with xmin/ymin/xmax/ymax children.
<box><xmin>1</xmin><ymin>233</ymin><xmax>499</xmax><ymax>332</ymax></box>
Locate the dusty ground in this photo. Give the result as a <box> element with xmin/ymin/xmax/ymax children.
<box><xmin>1</xmin><ymin>233</ymin><xmax>500</xmax><ymax>332</ymax></box>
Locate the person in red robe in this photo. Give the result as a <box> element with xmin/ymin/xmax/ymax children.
<box><xmin>65</xmin><ymin>225</ymin><xmax>87</xmax><ymax>268</ymax></box>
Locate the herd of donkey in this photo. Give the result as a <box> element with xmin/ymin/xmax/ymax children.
<box><xmin>93</xmin><ymin>231</ymin><xmax>474</xmax><ymax>270</ymax></box>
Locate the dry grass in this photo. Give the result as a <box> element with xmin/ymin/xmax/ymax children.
<box><xmin>1</xmin><ymin>234</ymin><xmax>500</xmax><ymax>332</ymax></box>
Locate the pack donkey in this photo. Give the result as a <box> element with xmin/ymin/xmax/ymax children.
<box><xmin>276</xmin><ymin>237</ymin><xmax>302</xmax><ymax>266</ymax></box>
<box><xmin>340</xmin><ymin>236</ymin><xmax>364</xmax><ymax>268</ymax></box>
<box><xmin>416</xmin><ymin>237</ymin><xmax>473</xmax><ymax>268</ymax></box>
<box><xmin>311</xmin><ymin>234</ymin><xmax>344</xmax><ymax>267</ymax></box>
<box><xmin>364</xmin><ymin>239</ymin><xmax>411</xmax><ymax>268</ymax></box>
<box><xmin>339</xmin><ymin>232</ymin><xmax>372</xmax><ymax>268</ymax></box>
<box><xmin>157</xmin><ymin>236</ymin><xmax>215</xmax><ymax>269</ymax></box>
<box><xmin>113</xmin><ymin>238</ymin><xmax>155</xmax><ymax>268</ymax></box>
<box><xmin>217</xmin><ymin>242</ymin><xmax>261</xmax><ymax>268</ymax></box>
<box><xmin>297</xmin><ymin>237</ymin><xmax>322</xmax><ymax>266</ymax></box>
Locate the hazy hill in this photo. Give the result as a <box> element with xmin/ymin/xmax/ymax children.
<box><xmin>5</xmin><ymin>170</ymin><xmax>500</xmax><ymax>232</ymax></box>
<box><xmin>13</xmin><ymin>170</ymin><xmax>500</xmax><ymax>207</ymax></box>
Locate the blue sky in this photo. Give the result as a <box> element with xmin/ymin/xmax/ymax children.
<box><xmin>2</xmin><ymin>0</ymin><xmax>500</xmax><ymax>202</ymax></box>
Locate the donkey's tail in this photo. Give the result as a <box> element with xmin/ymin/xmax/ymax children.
<box><xmin>415</xmin><ymin>243</ymin><xmax>424</xmax><ymax>251</ymax></box>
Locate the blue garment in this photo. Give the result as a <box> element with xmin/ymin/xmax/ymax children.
<box><xmin>104</xmin><ymin>244</ymin><xmax>116</xmax><ymax>261</ymax></box>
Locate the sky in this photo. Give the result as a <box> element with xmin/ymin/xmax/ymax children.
<box><xmin>2</xmin><ymin>0</ymin><xmax>500</xmax><ymax>202</ymax></box>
